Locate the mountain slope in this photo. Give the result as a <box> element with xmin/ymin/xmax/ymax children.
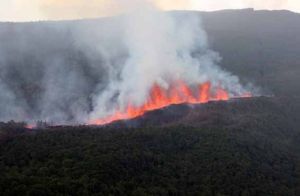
<box><xmin>1</xmin><ymin>9</ymin><xmax>300</xmax><ymax>195</ymax></box>
<box><xmin>0</xmin><ymin>9</ymin><xmax>300</xmax><ymax>122</ymax></box>
<box><xmin>199</xmin><ymin>9</ymin><xmax>300</xmax><ymax>96</ymax></box>
<box><xmin>1</xmin><ymin>97</ymin><xmax>300</xmax><ymax>195</ymax></box>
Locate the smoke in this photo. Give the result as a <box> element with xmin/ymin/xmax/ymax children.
<box><xmin>89</xmin><ymin>0</ymin><xmax>250</xmax><ymax>120</ymax></box>
<box><xmin>0</xmin><ymin>0</ymin><xmax>252</xmax><ymax>124</ymax></box>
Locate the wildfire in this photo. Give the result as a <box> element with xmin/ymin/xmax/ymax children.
<box><xmin>26</xmin><ymin>124</ymin><xmax>35</xmax><ymax>129</ymax></box>
<box><xmin>91</xmin><ymin>81</ymin><xmax>239</xmax><ymax>125</ymax></box>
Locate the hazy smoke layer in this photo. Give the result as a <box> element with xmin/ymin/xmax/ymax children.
<box><xmin>0</xmin><ymin>1</ymin><xmax>251</xmax><ymax>124</ymax></box>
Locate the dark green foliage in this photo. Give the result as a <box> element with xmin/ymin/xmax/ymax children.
<box><xmin>0</xmin><ymin>121</ymin><xmax>27</xmax><ymax>141</ymax></box>
<box><xmin>1</xmin><ymin>9</ymin><xmax>300</xmax><ymax>195</ymax></box>
<box><xmin>1</xmin><ymin>97</ymin><xmax>300</xmax><ymax>196</ymax></box>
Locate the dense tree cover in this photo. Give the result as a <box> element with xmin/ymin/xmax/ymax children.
<box><xmin>0</xmin><ymin>9</ymin><xmax>300</xmax><ymax>195</ymax></box>
<box><xmin>0</xmin><ymin>126</ymin><xmax>299</xmax><ymax>196</ymax></box>
<box><xmin>0</xmin><ymin>121</ymin><xmax>27</xmax><ymax>141</ymax></box>
<box><xmin>1</xmin><ymin>97</ymin><xmax>300</xmax><ymax>196</ymax></box>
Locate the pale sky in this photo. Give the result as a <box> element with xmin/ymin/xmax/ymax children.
<box><xmin>0</xmin><ymin>0</ymin><xmax>299</xmax><ymax>22</ymax></box>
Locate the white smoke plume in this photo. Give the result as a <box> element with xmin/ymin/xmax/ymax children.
<box><xmin>89</xmin><ymin>0</ymin><xmax>250</xmax><ymax>120</ymax></box>
<box><xmin>0</xmin><ymin>0</ymin><xmax>252</xmax><ymax>125</ymax></box>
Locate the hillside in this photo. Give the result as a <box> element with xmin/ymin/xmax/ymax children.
<box><xmin>1</xmin><ymin>9</ymin><xmax>300</xmax><ymax>195</ymax></box>
<box><xmin>1</xmin><ymin>9</ymin><xmax>300</xmax><ymax>98</ymax></box>
<box><xmin>0</xmin><ymin>9</ymin><xmax>300</xmax><ymax>122</ymax></box>
<box><xmin>1</xmin><ymin>97</ymin><xmax>300</xmax><ymax>195</ymax></box>
<box><xmin>200</xmin><ymin>9</ymin><xmax>300</xmax><ymax>96</ymax></box>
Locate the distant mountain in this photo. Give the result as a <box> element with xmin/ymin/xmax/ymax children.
<box><xmin>0</xmin><ymin>9</ymin><xmax>300</xmax><ymax>101</ymax></box>
<box><xmin>199</xmin><ymin>9</ymin><xmax>300</xmax><ymax>96</ymax></box>
<box><xmin>0</xmin><ymin>9</ymin><xmax>300</xmax><ymax>123</ymax></box>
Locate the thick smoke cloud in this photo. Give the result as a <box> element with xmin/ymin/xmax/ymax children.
<box><xmin>0</xmin><ymin>0</ymin><xmax>252</xmax><ymax>124</ymax></box>
<box><xmin>89</xmin><ymin>1</ymin><xmax>250</xmax><ymax>121</ymax></box>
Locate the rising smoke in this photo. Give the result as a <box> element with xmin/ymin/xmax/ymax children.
<box><xmin>0</xmin><ymin>0</ymin><xmax>253</xmax><ymax>125</ymax></box>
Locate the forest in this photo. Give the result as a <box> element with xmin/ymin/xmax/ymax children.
<box><xmin>1</xmin><ymin>97</ymin><xmax>300</xmax><ymax>196</ymax></box>
<box><xmin>1</xmin><ymin>9</ymin><xmax>300</xmax><ymax>196</ymax></box>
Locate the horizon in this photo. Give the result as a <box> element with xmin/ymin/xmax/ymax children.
<box><xmin>0</xmin><ymin>8</ymin><xmax>299</xmax><ymax>23</ymax></box>
<box><xmin>1</xmin><ymin>0</ymin><xmax>300</xmax><ymax>22</ymax></box>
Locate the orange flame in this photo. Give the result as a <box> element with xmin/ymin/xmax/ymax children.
<box><xmin>26</xmin><ymin>124</ymin><xmax>35</xmax><ymax>129</ymax></box>
<box><xmin>90</xmin><ymin>81</ymin><xmax>243</xmax><ymax>125</ymax></box>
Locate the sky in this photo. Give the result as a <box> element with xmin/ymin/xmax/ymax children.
<box><xmin>0</xmin><ymin>0</ymin><xmax>299</xmax><ymax>21</ymax></box>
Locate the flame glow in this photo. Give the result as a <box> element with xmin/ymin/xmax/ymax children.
<box><xmin>90</xmin><ymin>81</ymin><xmax>241</xmax><ymax>125</ymax></box>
